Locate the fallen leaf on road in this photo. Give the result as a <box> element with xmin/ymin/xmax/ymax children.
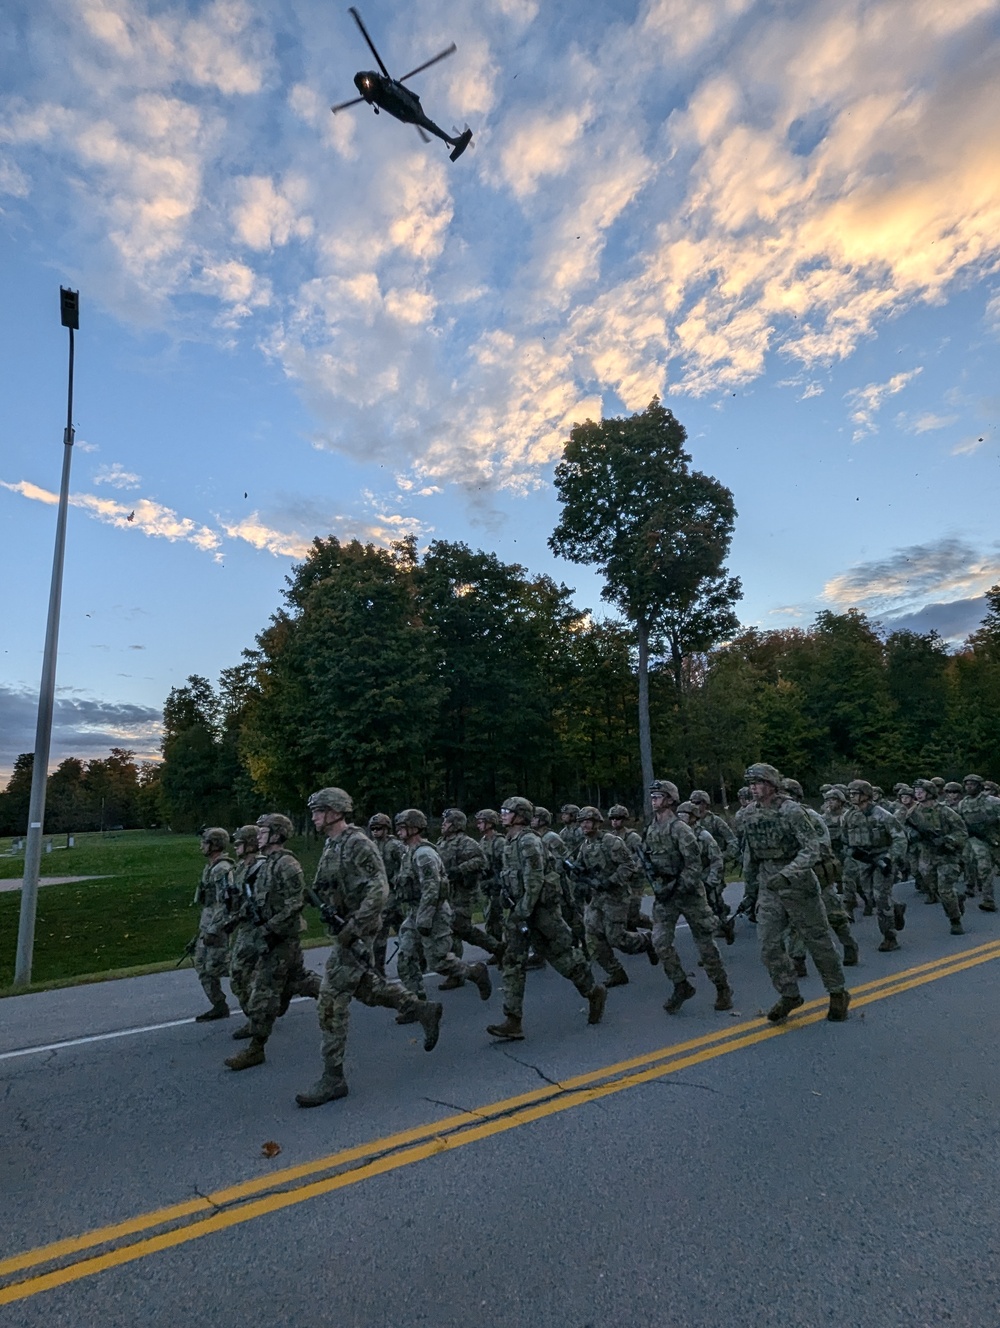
<box><xmin>261</xmin><ymin>1141</ymin><xmax>281</xmax><ymax>1158</ymax></box>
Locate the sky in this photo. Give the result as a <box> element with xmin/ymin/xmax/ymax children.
<box><xmin>1</xmin><ymin>0</ymin><xmax>999</xmax><ymax>783</ymax></box>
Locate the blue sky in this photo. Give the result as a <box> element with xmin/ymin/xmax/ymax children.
<box><xmin>1</xmin><ymin>0</ymin><xmax>999</xmax><ymax>781</ymax></box>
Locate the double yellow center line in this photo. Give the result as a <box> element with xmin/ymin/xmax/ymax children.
<box><xmin>3</xmin><ymin>937</ymin><xmax>999</xmax><ymax>1307</ymax></box>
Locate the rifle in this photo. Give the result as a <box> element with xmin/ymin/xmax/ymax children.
<box><xmin>562</xmin><ymin>858</ymin><xmax>602</xmax><ymax>902</ymax></box>
<box><xmin>848</xmin><ymin>846</ymin><xmax>892</xmax><ymax>873</ymax></box>
<box><xmin>306</xmin><ymin>886</ymin><xmax>370</xmax><ymax>965</ymax></box>
<box><xmin>175</xmin><ymin>934</ymin><xmax>198</xmax><ymax>967</ymax></box>
<box><xmin>635</xmin><ymin>845</ymin><xmax>682</xmax><ymax>903</ymax></box>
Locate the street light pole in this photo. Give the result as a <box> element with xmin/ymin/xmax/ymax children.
<box><xmin>14</xmin><ymin>287</ymin><xmax>80</xmax><ymax>988</ymax></box>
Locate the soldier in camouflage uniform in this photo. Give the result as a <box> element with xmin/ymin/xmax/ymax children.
<box><xmin>560</xmin><ymin>804</ymin><xmax>584</xmax><ymax>855</ymax></box>
<box><xmin>609</xmin><ymin>804</ymin><xmax>652</xmax><ymax>930</ymax></box>
<box><xmin>676</xmin><ymin>800</ymin><xmax>733</xmax><ymax>945</ymax></box>
<box><xmin>476</xmin><ymin>809</ymin><xmax>507</xmax><ymax>954</ymax></box>
<box><xmin>487</xmin><ymin>796</ymin><xmax>605</xmax><ymax>1040</ymax></box>
<box><xmin>437</xmin><ymin>808</ymin><xmax>502</xmax><ymax>982</ymax></box>
<box><xmin>295</xmin><ymin>789</ymin><xmax>445</xmax><ymax>1107</ymax></box>
<box><xmin>688</xmin><ymin>791</ymin><xmax>740</xmax><ymax>867</ymax></box>
<box><xmin>841</xmin><ymin>778</ymin><xmax>906</xmax><ymax>953</ymax></box>
<box><xmin>369</xmin><ymin>812</ymin><xmax>406</xmax><ymax>977</ymax></box>
<box><xmin>192</xmin><ymin>827</ymin><xmax>235</xmax><ymax>1021</ymax></box>
<box><xmin>959</xmin><ymin>775</ymin><xmax>1000</xmax><ymax>913</ymax></box>
<box><xmin>394</xmin><ymin>809</ymin><xmax>493</xmax><ymax>1006</ymax></box>
<box><xmin>533</xmin><ymin>806</ymin><xmax>585</xmax><ymax>951</ymax></box>
<box><xmin>224</xmin><ymin>813</ymin><xmax>307</xmax><ymax>1071</ymax></box>
<box><xmin>742</xmin><ymin>763</ymin><xmax>850</xmax><ymax>1024</ymax></box>
<box><xmin>781</xmin><ymin>778</ymin><xmax>858</xmax><ymax>968</ymax></box>
<box><xmin>572</xmin><ymin>806</ymin><xmax>657</xmax><ymax>986</ymax></box>
<box><xmin>903</xmin><ymin>779</ymin><xmax>969</xmax><ymax>935</ymax></box>
<box><xmin>943</xmin><ymin>781</ymin><xmax>963</xmax><ymax>811</ymax></box>
<box><xmin>227</xmin><ymin>824</ymin><xmax>263</xmax><ymax>1035</ymax></box>
<box><xmin>644</xmin><ymin>782</ymin><xmax>733</xmax><ymax>1013</ymax></box>
<box><xmin>893</xmin><ymin>785</ymin><xmax>924</xmax><ymax>892</ymax></box>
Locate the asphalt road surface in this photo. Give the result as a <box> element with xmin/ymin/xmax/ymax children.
<box><xmin>3</xmin><ymin>882</ymin><xmax>999</xmax><ymax>1327</ymax></box>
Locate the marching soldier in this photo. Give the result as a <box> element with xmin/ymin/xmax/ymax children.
<box><xmin>572</xmin><ymin>806</ymin><xmax>657</xmax><ymax>986</ymax></box>
<box><xmin>608</xmin><ymin>804</ymin><xmax>651</xmax><ymax>930</ymax></box>
<box><xmin>192</xmin><ymin>827</ymin><xmax>235</xmax><ymax>1022</ymax></box>
<box><xmin>437</xmin><ymin>808</ymin><xmax>502</xmax><ymax>978</ymax></box>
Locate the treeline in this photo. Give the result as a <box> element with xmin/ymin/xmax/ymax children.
<box><xmin>0</xmin><ymin>748</ymin><xmax>163</xmax><ymax>836</ymax></box>
<box><xmin>154</xmin><ymin>536</ymin><xmax>1000</xmax><ymax>830</ymax></box>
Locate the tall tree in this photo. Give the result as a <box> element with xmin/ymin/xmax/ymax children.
<box><xmin>549</xmin><ymin>398</ymin><xmax>741</xmax><ymax>797</ymax></box>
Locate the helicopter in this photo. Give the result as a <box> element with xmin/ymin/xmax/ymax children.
<box><xmin>331</xmin><ymin>7</ymin><xmax>473</xmax><ymax>161</ymax></box>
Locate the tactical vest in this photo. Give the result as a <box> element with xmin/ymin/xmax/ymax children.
<box><xmin>742</xmin><ymin>804</ymin><xmax>799</xmax><ymax>860</ymax></box>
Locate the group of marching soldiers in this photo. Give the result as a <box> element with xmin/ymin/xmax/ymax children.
<box><xmin>189</xmin><ymin>766</ymin><xmax>1000</xmax><ymax>1106</ymax></box>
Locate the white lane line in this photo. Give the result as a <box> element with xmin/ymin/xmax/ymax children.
<box><xmin>0</xmin><ymin>999</ymin><xmax>314</xmax><ymax>1062</ymax></box>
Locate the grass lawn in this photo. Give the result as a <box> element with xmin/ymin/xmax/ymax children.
<box><xmin>0</xmin><ymin>830</ymin><xmax>328</xmax><ymax>994</ymax></box>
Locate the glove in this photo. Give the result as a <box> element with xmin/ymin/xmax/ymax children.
<box><xmin>336</xmin><ymin>921</ymin><xmax>358</xmax><ymax>949</ymax></box>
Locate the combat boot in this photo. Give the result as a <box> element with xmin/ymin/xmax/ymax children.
<box><xmin>893</xmin><ymin>902</ymin><xmax>907</xmax><ymax>931</ymax></box>
<box><xmin>418</xmin><ymin>1000</ymin><xmax>443</xmax><ymax>1051</ymax></box>
<box><xmin>587</xmin><ymin>984</ymin><xmax>607</xmax><ymax>1025</ymax></box>
<box><xmin>299</xmin><ymin>972</ymin><xmax>322</xmax><ymax>999</ymax></box>
<box><xmin>827</xmin><ymin>989</ymin><xmax>851</xmax><ymax>1022</ymax></box>
<box><xmin>958</xmin><ymin>895</ymin><xmax>966</xmax><ymax>915</ymax></box>
<box><xmin>842</xmin><ymin>938</ymin><xmax>859</xmax><ymax>966</ymax></box>
<box><xmin>604</xmin><ymin>970</ymin><xmax>629</xmax><ymax>988</ymax></box>
<box><xmin>224</xmin><ymin>1037</ymin><xmax>266</xmax><ymax>1071</ymax></box>
<box><xmin>877</xmin><ymin>934</ymin><xmax>900</xmax><ymax>952</ymax></box>
<box><xmin>438</xmin><ymin>974</ymin><xmax>465</xmax><ymax>991</ymax></box>
<box><xmin>950</xmin><ymin>918</ymin><xmax>965</xmax><ymax>935</ymax></box>
<box><xmin>720</xmin><ymin>917</ymin><xmax>736</xmax><ymax>945</ymax></box>
<box><xmin>195</xmin><ymin>1001</ymin><xmax>230</xmax><ymax>1023</ymax></box>
<box><xmin>979</xmin><ymin>900</ymin><xmax>997</xmax><ymax>912</ymax></box>
<box><xmin>645</xmin><ymin>932</ymin><xmax>660</xmax><ymax>965</ymax></box>
<box><xmin>767</xmin><ymin>993</ymin><xmax>804</xmax><ymax>1023</ymax></box>
<box><xmin>664</xmin><ymin>979</ymin><xmax>696</xmax><ymax>1014</ymax></box>
<box><xmin>231</xmin><ymin>1021</ymin><xmax>253</xmax><ymax>1040</ymax></box>
<box><xmin>793</xmin><ymin>956</ymin><xmax>808</xmax><ymax>978</ymax></box>
<box><xmin>525</xmin><ymin>952</ymin><xmax>546</xmax><ymax>970</ymax></box>
<box><xmin>395</xmin><ymin>1007</ymin><xmax>420</xmax><ymax>1025</ymax></box>
<box><xmin>487</xmin><ymin>1014</ymin><xmax>525</xmax><ymax>1040</ymax></box>
<box><xmin>469</xmin><ymin>962</ymin><xmax>492</xmax><ymax>1002</ymax></box>
<box><xmin>714</xmin><ymin>983</ymin><xmax>734</xmax><ymax>1012</ymax></box>
<box><xmin>295</xmin><ymin>1065</ymin><xmax>348</xmax><ymax>1108</ymax></box>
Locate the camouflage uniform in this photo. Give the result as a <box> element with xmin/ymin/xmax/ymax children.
<box><xmin>476</xmin><ymin>812</ymin><xmax>507</xmax><ymax>943</ymax></box>
<box><xmin>903</xmin><ymin>784</ymin><xmax>969</xmax><ymax>931</ymax></box>
<box><xmin>959</xmin><ymin>778</ymin><xmax>1000</xmax><ymax>910</ymax></box>
<box><xmin>193</xmin><ymin>849</ymin><xmax>235</xmax><ymax>1013</ymax></box>
<box><xmin>371</xmin><ymin>819</ymin><xmax>406</xmax><ymax>976</ymax></box>
<box><xmin>644</xmin><ymin>804</ymin><xmax>732</xmax><ymax>1010</ymax></box>
<box><xmin>536</xmin><ymin>808</ymin><xmax>585</xmax><ymax>950</ymax></box>
<box><xmin>609</xmin><ymin>805</ymin><xmax>650</xmax><ymax>930</ymax></box>
<box><xmin>741</xmin><ymin>767</ymin><xmax>847</xmax><ymax>1014</ymax></box>
<box><xmin>842</xmin><ymin>785</ymin><xmax>907</xmax><ymax>949</ymax></box>
<box><xmin>782</xmin><ymin>783</ymin><xmax>857</xmax><ymax>965</ymax></box>
<box><xmin>397</xmin><ymin>842</ymin><xmax>485</xmax><ymax>994</ymax></box>
<box><xmin>312</xmin><ymin>826</ymin><xmax>429</xmax><ymax>1070</ymax></box>
<box><xmin>228</xmin><ymin>850</ymin><xmax>265</xmax><ymax>1018</ymax></box>
<box><xmin>242</xmin><ymin>847</ymin><xmax>307</xmax><ymax>1043</ymax></box>
<box><xmin>438</xmin><ymin>812</ymin><xmax>501</xmax><ymax>966</ymax></box>
<box><xmin>559</xmin><ymin>805</ymin><xmax>584</xmax><ymax>856</ymax></box>
<box><xmin>489</xmin><ymin>808</ymin><xmax>603</xmax><ymax>1037</ymax></box>
<box><xmin>573</xmin><ymin>812</ymin><xmax>653</xmax><ymax>984</ymax></box>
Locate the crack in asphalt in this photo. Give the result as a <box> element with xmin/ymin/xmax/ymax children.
<box><xmin>645</xmin><ymin>1077</ymin><xmax>723</xmax><ymax>1094</ymax></box>
<box><xmin>499</xmin><ymin>1049</ymin><xmax>567</xmax><ymax>1090</ymax></box>
<box><xmin>421</xmin><ymin>1095</ymin><xmax>491</xmax><ymax>1121</ymax></box>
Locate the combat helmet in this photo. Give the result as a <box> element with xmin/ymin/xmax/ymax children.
<box><xmin>944</xmin><ymin>781</ymin><xmax>963</xmax><ymax>796</ymax></box>
<box><xmin>475</xmin><ymin>808</ymin><xmax>500</xmax><ymax>828</ymax></box>
<box><xmin>307</xmin><ymin>787</ymin><xmax>353</xmax><ymax>817</ymax></box>
<box><xmin>688</xmin><ymin>790</ymin><xmax>711</xmax><ymax>807</ymax></box>
<box><xmin>232</xmin><ymin>824</ymin><xmax>259</xmax><ymax>852</ymax></box>
<box><xmin>200</xmin><ymin>826</ymin><xmax>230</xmax><ymax>853</ymax></box>
<box><xmin>560</xmin><ymin>803</ymin><xmax>581</xmax><ymax>820</ymax></box>
<box><xmin>676</xmin><ymin>800</ymin><xmax>696</xmax><ymax>817</ymax></box>
<box><xmin>744</xmin><ymin>763</ymin><xmax>782</xmax><ymax>788</ymax></box>
<box><xmin>501</xmin><ymin>796</ymin><xmax>534</xmax><ymax>823</ymax></box>
<box><xmin>913</xmin><ymin>778</ymin><xmax>938</xmax><ymax>798</ymax></box>
<box><xmin>608</xmin><ymin>804</ymin><xmax>630</xmax><ymax>820</ymax></box>
<box><xmin>532</xmin><ymin>806</ymin><xmax>553</xmax><ymax>826</ymax></box>
<box><xmin>649</xmin><ymin>778</ymin><xmax>680</xmax><ymax>803</ymax></box>
<box><xmin>577</xmin><ymin>805</ymin><xmax>604</xmax><ymax>823</ymax></box>
<box><xmin>824</xmin><ymin>787</ymin><xmax>847</xmax><ymax>805</ymax></box>
<box><xmin>256</xmin><ymin>812</ymin><xmax>293</xmax><ymax>842</ymax></box>
<box><xmin>847</xmin><ymin>779</ymin><xmax>873</xmax><ymax>799</ymax></box>
<box><xmin>394</xmin><ymin>808</ymin><xmax>428</xmax><ymax>831</ymax></box>
<box><xmin>963</xmin><ymin>774</ymin><xmax>985</xmax><ymax>791</ymax></box>
<box><xmin>368</xmin><ymin>812</ymin><xmax>392</xmax><ymax>831</ymax></box>
<box><xmin>781</xmin><ymin>777</ymin><xmax>804</xmax><ymax>801</ymax></box>
<box><xmin>931</xmin><ymin>777</ymin><xmax>946</xmax><ymax>792</ymax></box>
<box><xmin>441</xmin><ymin>808</ymin><xmax>467</xmax><ymax>831</ymax></box>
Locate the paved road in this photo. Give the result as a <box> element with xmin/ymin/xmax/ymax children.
<box><xmin>2</xmin><ymin>883</ymin><xmax>999</xmax><ymax>1326</ymax></box>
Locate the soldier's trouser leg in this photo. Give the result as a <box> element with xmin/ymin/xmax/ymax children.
<box><xmin>603</xmin><ymin>891</ymin><xmax>650</xmax><ymax>956</ymax></box>
<box><xmin>652</xmin><ymin>896</ymin><xmax>688</xmax><ymax>985</ymax></box>
<box><xmin>760</xmin><ymin>876</ymin><xmax>846</xmax><ymax>996</ymax></box>
<box><xmin>681</xmin><ymin>891</ymin><xmax>730</xmax><ymax>987</ymax></box>
<box><xmin>585</xmin><ymin>896</ymin><xmax>626</xmax><ymax>980</ymax></box>
<box><xmin>531</xmin><ymin>902</ymin><xmax>595</xmax><ymax>996</ymax></box>
<box><xmin>967</xmin><ymin>840</ymin><xmax>994</xmax><ymax>904</ymax></box>
<box><xmin>484</xmin><ymin>887</ymin><xmax>505</xmax><ymax>942</ymax></box>
<box><xmin>396</xmin><ymin>915</ymin><xmax>428</xmax><ymax>998</ymax></box>
<box><xmin>918</xmin><ymin>848</ymin><xmax>938</xmax><ymax>901</ymax></box>
<box><xmin>228</xmin><ymin>926</ymin><xmax>261</xmax><ymax>1013</ymax></box>
<box><xmin>452</xmin><ymin>894</ymin><xmax>502</xmax><ymax>957</ymax></box>
<box><xmin>868</xmin><ymin>864</ymin><xmax>897</xmax><ymax>938</ymax></box>
<box><xmin>933</xmin><ymin>862</ymin><xmax>962</xmax><ymax>920</ymax></box>
<box><xmin>786</xmin><ymin>924</ymin><xmax>806</xmax><ymax>960</ymax></box>
<box><xmin>988</xmin><ymin>848</ymin><xmax>1000</xmax><ymax>907</ymax></box>
<box><xmin>421</xmin><ymin>904</ymin><xmax>474</xmax><ymax>982</ymax></box>
<box><xmin>318</xmin><ymin>943</ymin><xmax>421</xmax><ymax>1067</ymax></box>
<box><xmin>840</xmin><ymin>859</ymin><xmax>860</xmax><ymax>913</ymax></box>
<box><xmin>500</xmin><ymin>918</ymin><xmax>531</xmax><ymax>1020</ymax></box>
<box><xmin>247</xmin><ymin>939</ymin><xmax>296</xmax><ymax>1042</ymax></box>
<box><xmin>627</xmin><ymin>885</ymin><xmax>644</xmax><ymax>930</ymax></box>
<box><xmin>821</xmin><ymin>883</ymin><xmax>855</xmax><ymax>948</ymax></box>
<box><xmin>194</xmin><ymin>937</ymin><xmax>228</xmax><ymax>1008</ymax></box>
<box><xmin>279</xmin><ymin>937</ymin><xmax>320</xmax><ymax>1014</ymax></box>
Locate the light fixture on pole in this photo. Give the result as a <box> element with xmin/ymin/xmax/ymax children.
<box><xmin>14</xmin><ymin>287</ymin><xmax>80</xmax><ymax>988</ymax></box>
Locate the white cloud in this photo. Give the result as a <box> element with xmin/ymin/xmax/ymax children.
<box><xmin>823</xmin><ymin>537</ymin><xmax>1000</xmax><ymax>616</ymax></box>
<box><xmin>93</xmin><ymin>463</ymin><xmax>141</xmax><ymax>489</ymax></box>
<box><xmin>846</xmin><ymin>368</ymin><xmax>922</xmax><ymax>440</ymax></box>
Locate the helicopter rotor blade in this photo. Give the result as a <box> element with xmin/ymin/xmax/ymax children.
<box><xmin>415</xmin><ymin>125</ymin><xmax>431</xmax><ymax>143</ymax></box>
<box><xmin>331</xmin><ymin>94</ymin><xmax>366</xmax><ymax>113</ymax></box>
<box><xmin>399</xmin><ymin>43</ymin><xmax>456</xmax><ymax>82</ymax></box>
<box><xmin>348</xmin><ymin>7</ymin><xmax>391</xmax><ymax>79</ymax></box>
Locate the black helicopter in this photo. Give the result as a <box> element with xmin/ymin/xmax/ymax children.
<box><xmin>331</xmin><ymin>7</ymin><xmax>473</xmax><ymax>161</ymax></box>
